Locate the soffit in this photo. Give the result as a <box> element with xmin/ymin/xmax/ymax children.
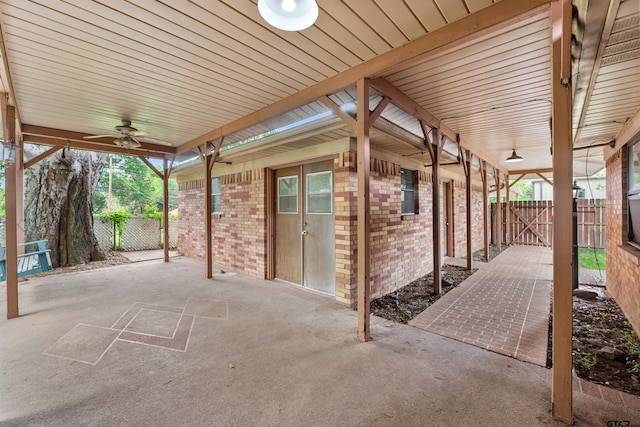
<box><xmin>575</xmin><ymin>0</ymin><xmax>640</xmax><ymax>151</ymax></box>
<box><xmin>0</xmin><ymin>0</ymin><xmax>489</xmax><ymax>148</ymax></box>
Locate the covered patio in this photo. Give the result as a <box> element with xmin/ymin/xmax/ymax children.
<box><xmin>1</xmin><ymin>257</ymin><xmax>638</xmax><ymax>426</ymax></box>
<box><xmin>0</xmin><ymin>0</ymin><xmax>639</xmax><ymax>424</ymax></box>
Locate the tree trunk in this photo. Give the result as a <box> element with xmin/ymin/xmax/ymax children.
<box><xmin>24</xmin><ymin>148</ymin><xmax>106</xmax><ymax>267</ymax></box>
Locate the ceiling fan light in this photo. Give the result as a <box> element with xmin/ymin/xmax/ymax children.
<box><xmin>505</xmin><ymin>149</ymin><xmax>523</xmax><ymax>163</ymax></box>
<box><xmin>258</xmin><ymin>0</ymin><xmax>318</xmax><ymax>31</ymax></box>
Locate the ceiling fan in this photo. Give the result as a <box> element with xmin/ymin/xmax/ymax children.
<box><xmin>83</xmin><ymin>120</ymin><xmax>171</xmax><ymax>149</ymax></box>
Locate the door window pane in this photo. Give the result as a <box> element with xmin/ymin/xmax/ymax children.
<box><xmin>278</xmin><ymin>176</ymin><xmax>298</xmax><ymax>214</ymax></box>
<box><xmin>306</xmin><ymin>171</ymin><xmax>333</xmax><ymax>214</ymax></box>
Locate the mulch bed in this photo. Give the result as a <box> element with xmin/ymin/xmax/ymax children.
<box><xmin>371</xmin><ymin>264</ymin><xmax>477</xmax><ymax>324</ymax></box>
<box><xmin>548</xmin><ymin>290</ymin><xmax>640</xmax><ymax>396</ymax></box>
<box><xmin>372</xmin><ymin>243</ymin><xmax>640</xmax><ymax>398</ymax></box>
<box><xmin>28</xmin><ymin>250</ymin><xmax>131</xmax><ymax>278</ymax></box>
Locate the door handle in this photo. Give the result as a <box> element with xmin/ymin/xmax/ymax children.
<box><xmin>302</xmin><ymin>230</ymin><xmax>308</xmax><ymax>236</ymax></box>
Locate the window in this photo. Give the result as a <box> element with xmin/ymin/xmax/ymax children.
<box><xmin>306</xmin><ymin>171</ymin><xmax>333</xmax><ymax>214</ymax></box>
<box><xmin>401</xmin><ymin>168</ymin><xmax>417</xmax><ymax>214</ymax></box>
<box><xmin>278</xmin><ymin>176</ymin><xmax>298</xmax><ymax>213</ymax></box>
<box><xmin>211</xmin><ymin>177</ymin><xmax>221</xmax><ymax>214</ymax></box>
<box><xmin>629</xmin><ymin>140</ymin><xmax>640</xmax><ymax>246</ymax></box>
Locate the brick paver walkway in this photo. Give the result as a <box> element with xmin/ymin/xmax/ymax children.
<box><xmin>410</xmin><ymin>245</ymin><xmax>553</xmax><ymax>366</ymax></box>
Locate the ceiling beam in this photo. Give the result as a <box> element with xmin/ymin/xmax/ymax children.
<box><xmin>22</xmin><ymin>134</ymin><xmax>170</xmax><ymax>159</ymax></box>
<box><xmin>370</xmin><ymin>76</ymin><xmax>503</xmax><ymax>170</ymax></box>
<box><xmin>506</xmin><ymin>167</ymin><xmax>553</xmax><ymax>175</ymax></box>
<box><xmin>22</xmin><ymin>124</ymin><xmax>176</xmax><ymax>156</ymax></box>
<box><xmin>177</xmin><ymin>0</ymin><xmax>550</xmax><ymax>154</ymax></box>
<box><xmin>573</xmin><ymin>0</ymin><xmax>621</xmax><ymax>144</ymax></box>
<box><xmin>0</xmin><ymin>25</ymin><xmax>22</xmax><ymax>140</ymax></box>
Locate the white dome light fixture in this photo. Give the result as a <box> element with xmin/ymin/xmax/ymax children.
<box><xmin>258</xmin><ymin>0</ymin><xmax>319</xmax><ymax>31</ymax></box>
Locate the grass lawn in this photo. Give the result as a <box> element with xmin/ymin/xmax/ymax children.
<box><xmin>578</xmin><ymin>248</ymin><xmax>606</xmax><ymax>270</ymax></box>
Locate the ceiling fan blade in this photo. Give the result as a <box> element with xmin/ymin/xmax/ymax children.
<box><xmin>128</xmin><ymin>136</ymin><xmax>142</xmax><ymax>148</ymax></box>
<box><xmin>139</xmin><ymin>136</ymin><xmax>173</xmax><ymax>146</ymax></box>
<box><xmin>84</xmin><ymin>134</ymin><xmax>117</xmax><ymax>139</ymax></box>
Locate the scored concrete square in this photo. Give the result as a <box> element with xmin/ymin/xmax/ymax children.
<box><xmin>43</xmin><ymin>324</ymin><xmax>118</xmax><ymax>365</ymax></box>
<box><xmin>125</xmin><ymin>309</ymin><xmax>182</xmax><ymax>337</ymax></box>
<box><xmin>184</xmin><ymin>297</ymin><xmax>228</xmax><ymax>319</ymax></box>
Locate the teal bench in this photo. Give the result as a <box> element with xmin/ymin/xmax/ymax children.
<box><xmin>0</xmin><ymin>240</ymin><xmax>53</xmax><ymax>281</ymax></box>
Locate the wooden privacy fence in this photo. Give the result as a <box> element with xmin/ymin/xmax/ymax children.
<box><xmin>491</xmin><ymin>199</ymin><xmax>605</xmax><ymax>248</ymax></box>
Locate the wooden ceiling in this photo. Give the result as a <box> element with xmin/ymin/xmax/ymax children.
<box><xmin>0</xmin><ymin>0</ymin><xmax>638</xmax><ymax>176</ymax></box>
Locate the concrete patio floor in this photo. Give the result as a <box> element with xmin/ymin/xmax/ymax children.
<box><xmin>1</xmin><ymin>257</ymin><xmax>638</xmax><ymax>426</ymax></box>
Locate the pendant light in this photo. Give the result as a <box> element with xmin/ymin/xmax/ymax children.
<box><xmin>505</xmin><ymin>149</ymin><xmax>523</xmax><ymax>163</ymax></box>
<box><xmin>258</xmin><ymin>0</ymin><xmax>319</xmax><ymax>31</ymax></box>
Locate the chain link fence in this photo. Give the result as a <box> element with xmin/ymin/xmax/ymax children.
<box><xmin>95</xmin><ymin>217</ymin><xmax>178</xmax><ymax>252</ymax></box>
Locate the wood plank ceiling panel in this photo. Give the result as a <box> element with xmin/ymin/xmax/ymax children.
<box><xmin>384</xmin><ymin>10</ymin><xmax>552</xmax><ymax>171</ymax></box>
<box><xmin>578</xmin><ymin>0</ymin><xmax>640</xmax><ymax>147</ymax></box>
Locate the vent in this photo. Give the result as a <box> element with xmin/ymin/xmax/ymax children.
<box><xmin>603</xmin><ymin>38</ymin><xmax>640</xmax><ymax>57</ymax></box>
<box><xmin>600</xmin><ymin>48</ymin><xmax>640</xmax><ymax>66</ymax></box>
<box><xmin>611</xmin><ymin>14</ymin><xmax>639</xmax><ymax>33</ymax></box>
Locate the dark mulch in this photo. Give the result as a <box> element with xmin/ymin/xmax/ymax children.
<box><xmin>472</xmin><ymin>243</ymin><xmax>509</xmax><ymax>262</ymax></box>
<box><xmin>547</xmin><ymin>288</ymin><xmax>640</xmax><ymax>396</ymax></box>
<box><xmin>28</xmin><ymin>250</ymin><xmax>132</xmax><ymax>279</ymax></box>
<box><xmin>370</xmin><ymin>264</ymin><xmax>477</xmax><ymax>324</ymax></box>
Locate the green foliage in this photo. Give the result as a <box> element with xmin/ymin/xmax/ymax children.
<box><xmin>511</xmin><ymin>180</ymin><xmax>532</xmax><ymax>201</ymax></box>
<box><xmin>577</xmin><ymin>248</ymin><xmax>606</xmax><ymax>270</ymax></box>
<box><xmin>92</xmin><ymin>155</ymin><xmax>178</xmax><ymax>215</ymax></box>
<box><xmin>96</xmin><ymin>209</ymin><xmax>132</xmax><ymax>243</ymax></box>
<box><xmin>140</xmin><ymin>204</ymin><xmax>163</xmax><ymax>220</ymax></box>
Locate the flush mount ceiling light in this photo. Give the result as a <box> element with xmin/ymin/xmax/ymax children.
<box><xmin>258</xmin><ymin>0</ymin><xmax>319</xmax><ymax>31</ymax></box>
<box><xmin>505</xmin><ymin>149</ymin><xmax>524</xmax><ymax>163</ymax></box>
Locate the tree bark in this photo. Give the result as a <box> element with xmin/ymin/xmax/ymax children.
<box><xmin>24</xmin><ymin>148</ymin><xmax>106</xmax><ymax>267</ymax></box>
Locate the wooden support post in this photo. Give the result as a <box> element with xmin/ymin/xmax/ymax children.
<box><xmin>551</xmin><ymin>0</ymin><xmax>574</xmax><ymax>423</ymax></box>
<box><xmin>480</xmin><ymin>161</ymin><xmax>490</xmax><ymax>261</ymax></box>
<box><xmin>495</xmin><ymin>170</ymin><xmax>502</xmax><ymax>252</ymax></box>
<box><xmin>357</xmin><ymin>78</ymin><xmax>371</xmax><ymax>342</ymax></box>
<box><xmin>463</xmin><ymin>150</ymin><xmax>473</xmax><ymax>270</ymax></box>
<box><xmin>162</xmin><ymin>158</ymin><xmax>174</xmax><ymax>263</ymax></box>
<box><xmin>203</xmin><ymin>144</ymin><xmax>213</xmax><ymax>278</ymax></box>
<box><xmin>2</xmin><ymin>99</ymin><xmax>18</xmax><ymax>319</ymax></box>
<box><xmin>424</xmin><ymin>123</ymin><xmax>444</xmax><ymax>294</ymax></box>
<box><xmin>506</xmin><ymin>173</ymin><xmax>511</xmax><ymax>244</ymax></box>
<box><xmin>201</xmin><ymin>138</ymin><xmax>225</xmax><ymax>278</ymax></box>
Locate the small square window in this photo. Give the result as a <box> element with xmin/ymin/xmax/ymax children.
<box><xmin>401</xmin><ymin>168</ymin><xmax>418</xmax><ymax>215</ymax></box>
<box><xmin>211</xmin><ymin>177</ymin><xmax>221</xmax><ymax>214</ymax></box>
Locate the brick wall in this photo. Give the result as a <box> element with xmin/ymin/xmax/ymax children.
<box><xmin>452</xmin><ymin>181</ymin><xmax>485</xmax><ymax>257</ymax></box>
<box><xmin>177</xmin><ymin>153</ymin><xmax>485</xmax><ymax>306</ymax></box>
<box><xmin>178</xmin><ymin>169</ymin><xmax>268</xmax><ymax>279</ymax></box>
<box><xmin>178</xmin><ymin>180</ymin><xmax>206</xmax><ymax>260</ymax></box>
<box><xmin>606</xmin><ymin>150</ymin><xmax>640</xmax><ymax>334</ymax></box>
<box><xmin>334</xmin><ymin>153</ymin><xmax>358</xmax><ymax>306</ymax></box>
<box><xmin>368</xmin><ymin>161</ymin><xmax>434</xmax><ymax>299</ymax></box>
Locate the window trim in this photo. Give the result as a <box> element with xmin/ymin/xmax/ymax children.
<box><xmin>400</xmin><ymin>168</ymin><xmax>418</xmax><ymax>215</ymax></box>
